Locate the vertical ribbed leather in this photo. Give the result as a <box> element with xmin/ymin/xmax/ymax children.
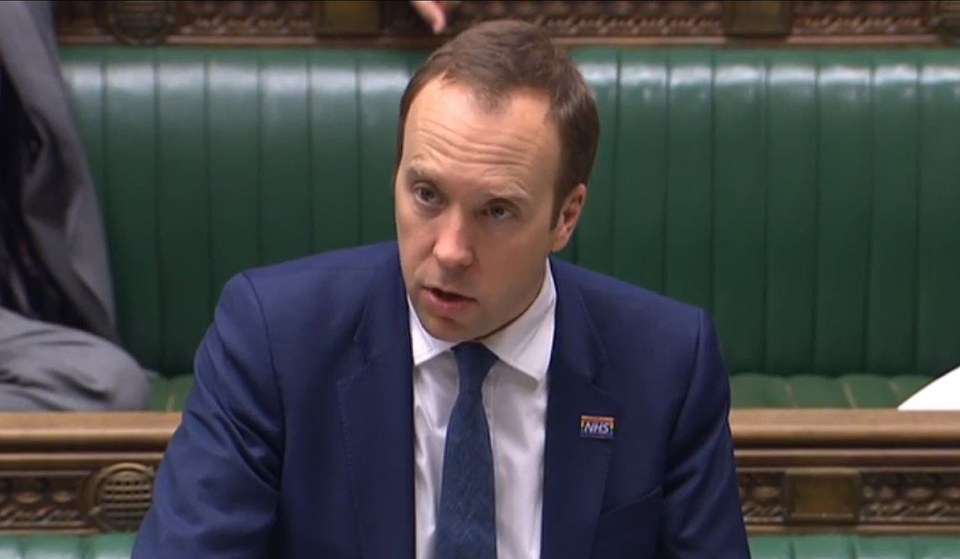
<box><xmin>156</xmin><ymin>51</ymin><xmax>210</xmax><ymax>373</ymax></box>
<box><xmin>867</xmin><ymin>54</ymin><xmax>920</xmax><ymax>376</ymax></box>
<box><xmin>611</xmin><ymin>51</ymin><xmax>667</xmax><ymax>292</ymax></box>
<box><xmin>916</xmin><ymin>53</ymin><xmax>960</xmax><ymax>377</ymax></box>
<box><xmin>814</xmin><ymin>53</ymin><xmax>873</xmax><ymax>374</ymax></box>
<box><xmin>571</xmin><ymin>50</ymin><xmax>619</xmax><ymax>274</ymax></box>
<box><xmin>60</xmin><ymin>48</ymin><xmax>960</xmax><ymax>388</ymax></box>
<box><xmin>61</xmin><ymin>48</ymin><xmax>421</xmax><ymax>375</ymax></box>
<box><xmin>309</xmin><ymin>51</ymin><xmax>362</xmax><ymax>252</ymax></box>
<box><xmin>101</xmin><ymin>49</ymin><xmax>162</xmax><ymax>369</ymax></box>
<box><xmin>663</xmin><ymin>51</ymin><xmax>716</xmax><ymax>312</ymax></box>
<box><xmin>713</xmin><ymin>51</ymin><xmax>768</xmax><ymax>372</ymax></box>
<box><xmin>765</xmin><ymin>53</ymin><xmax>818</xmax><ymax>375</ymax></box>
<box><xmin>583</xmin><ymin>49</ymin><xmax>960</xmax><ymax>382</ymax></box>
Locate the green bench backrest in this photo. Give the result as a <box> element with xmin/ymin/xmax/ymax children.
<box><xmin>60</xmin><ymin>47</ymin><xmax>960</xmax><ymax>384</ymax></box>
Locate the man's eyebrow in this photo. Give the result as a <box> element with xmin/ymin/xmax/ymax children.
<box><xmin>405</xmin><ymin>161</ymin><xmax>531</xmax><ymax>205</ymax></box>
<box><xmin>486</xmin><ymin>184</ymin><xmax>532</xmax><ymax>206</ymax></box>
<box><xmin>406</xmin><ymin>162</ymin><xmax>436</xmax><ymax>182</ymax></box>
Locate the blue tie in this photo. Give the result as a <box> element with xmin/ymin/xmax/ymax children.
<box><xmin>436</xmin><ymin>342</ymin><xmax>499</xmax><ymax>559</ymax></box>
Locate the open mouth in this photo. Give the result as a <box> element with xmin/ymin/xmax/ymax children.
<box><xmin>428</xmin><ymin>287</ymin><xmax>472</xmax><ymax>303</ymax></box>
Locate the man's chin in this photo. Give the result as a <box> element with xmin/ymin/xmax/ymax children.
<box><xmin>418</xmin><ymin>312</ymin><xmax>475</xmax><ymax>343</ymax></box>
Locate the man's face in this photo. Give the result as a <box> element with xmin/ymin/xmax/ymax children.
<box><xmin>395</xmin><ymin>78</ymin><xmax>585</xmax><ymax>342</ymax></box>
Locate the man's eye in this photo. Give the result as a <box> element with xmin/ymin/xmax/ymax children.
<box><xmin>487</xmin><ymin>204</ymin><xmax>514</xmax><ymax>220</ymax></box>
<box><xmin>414</xmin><ymin>186</ymin><xmax>439</xmax><ymax>205</ymax></box>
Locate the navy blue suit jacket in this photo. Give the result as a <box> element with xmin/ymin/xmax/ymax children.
<box><xmin>134</xmin><ymin>242</ymin><xmax>749</xmax><ymax>558</ymax></box>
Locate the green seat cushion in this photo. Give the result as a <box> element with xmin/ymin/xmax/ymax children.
<box><xmin>0</xmin><ymin>535</ymin><xmax>132</xmax><ymax>559</ymax></box>
<box><xmin>148</xmin><ymin>374</ymin><xmax>195</xmax><ymax>412</ymax></box>
<box><xmin>751</xmin><ymin>534</ymin><xmax>960</xmax><ymax>558</ymax></box>
<box><xmin>2</xmin><ymin>534</ymin><xmax>960</xmax><ymax>558</ymax></box>
<box><xmin>731</xmin><ymin>373</ymin><xmax>931</xmax><ymax>408</ymax></box>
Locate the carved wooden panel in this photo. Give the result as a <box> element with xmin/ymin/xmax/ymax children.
<box><xmin>176</xmin><ymin>1</ymin><xmax>315</xmax><ymax>39</ymax></box>
<box><xmin>739</xmin><ymin>470</ymin><xmax>786</xmax><ymax>524</ymax></box>
<box><xmin>861</xmin><ymin>471</ymin><xmax>960</xmax><ymax>524</ymax></box>
<box><xmin>740</xmin><ymin>467</ymin><xmax>960</xmax><ymax>530</ymax></box>
<box><xmin>0</xmin><ymin>413</ymin><xmax>174</xmax><ymax>533</ymax></box>
<box><xmin>0</xmin><ymin>464</ymin><xmax>157</xmax><ymax>532</ymax></box>
<box><xmin>938</xmin><ymin>1</ymin><xmax>960</xmax><ymax>40</ymax></box>
<box><xmin>1</xmin><ymin>411</ymin><xmax>960</xmax><ymax>534</ymax></box>
<box><xmin>85</xmin><ymin>462</ymin><xmax>157</xmax><ymax>532</ymax></box>
<box><xmin>0</xmin><ymin>473</ymin><xmax>86</xmax><ymax>530</ymax></box>
<box><xmin>0</xmin><ymin>464</ymin><xmax>160</xmax><ymax>533</ymax></box>
<box><xmin>792</xmin><ymin>1</ymin><xmax>932</xmax><ymax>36</ymax></box>
<box><xmin>54</xmin><ymin>1</ymin><xmax>960</xmax><ymax>46</ymax></box>
<box><xmin>382</xmin><ymin>1</ymin><xmax>726</xmax><ymax>38</ymax></box>
<box><xmin>735</xmin><ymin>410</ymin><xmax>960</xmax><ymax>534</ymax></box>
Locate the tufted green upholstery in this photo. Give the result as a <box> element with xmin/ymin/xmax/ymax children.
<box><xmin>59</xmin><ymin>48</ymin><xmax>960</xmax><ymax>410</ymax></box>
<box><xmin>731</xmin><ymin>372</ymin><xmax>932</xmax><ymax>408</ymax></box>
<box><xmin>3</xmin><ymin>534</ymin><xmax>960</xmax><ymax>558</ymax></box>
<box><xmin>750</xmin><ymin>535</ymin><xmax>960</xmax><ymax>559</ymax></box>
<box><xmin>0</xmin><ymin>535</ymin><xmax>132</xmax><ymax>559</ymax></box>
<box><xmin>147</xmin><ymin>375</ymin><xmax>194</xmax><ymax>412</ymax></box>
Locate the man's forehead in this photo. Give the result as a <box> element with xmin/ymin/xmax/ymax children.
<box><xmin>412</xmin><ymin>77</ymin><xmax>553</xmax><ymax>120</ymax></box>
<box><xmin>406</xmin><ymin>84</ymin><xmax>556</xmax><ymax>151</ymax></box>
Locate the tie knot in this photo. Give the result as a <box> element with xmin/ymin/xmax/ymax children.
<box><xmin>452</xmin><ymin>342</ymin><xmax>498</xmax><ymax>394</ymax></box>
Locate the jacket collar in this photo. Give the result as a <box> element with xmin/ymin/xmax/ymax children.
<box><xmin>337</xmin><ymin>245</ymin><xmax>416</xmax><ymax>558</ymax></box>
<box><xmin>540</xmin><ymin>257</ymin><xmax>621</xmax><ymax>559</ymax></box>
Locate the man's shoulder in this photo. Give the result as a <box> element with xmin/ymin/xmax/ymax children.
<box><xmin>226</xmin><ymin>242</ymin><xmax>399</xmax><ymax>308</ymax></box>
<box><xmin>247</xmin><ymin>242</ymin><xmax>397</xmax><ymax>280</ymax></box>
<box><xmin>551</xmin><ymin>257</ymin><xmax>702</xmax><ymax>325</ymax></box>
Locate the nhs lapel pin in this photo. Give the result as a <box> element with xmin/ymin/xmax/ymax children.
<box><xmin>580</xmin><ymin>415</ymin><xmax>615</xmax><ymax>440</ymax></box>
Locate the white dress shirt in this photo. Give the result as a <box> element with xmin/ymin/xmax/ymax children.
<box><xmin>410</xmin><ymin>261</ymin><xmax>556</xmax><ymax>559</ymax></box>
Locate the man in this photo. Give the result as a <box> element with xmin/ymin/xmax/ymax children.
<box><xmin>134</xmin><ymin>20</ymin><xmax>749</xmax><ymax>558</ymax></box>
<box><xmin>0</xmin><ymin>1</ymin><xmax>150</xmax><ymax>410</ymax></box>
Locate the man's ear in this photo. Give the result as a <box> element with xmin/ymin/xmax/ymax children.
<box><xmin>551</xmin><ymin>183</ymin><xmax>587</xmax><ymax>252</ymax></box>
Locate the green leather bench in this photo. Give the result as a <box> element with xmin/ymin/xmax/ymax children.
<box><xmin>750</xmin><ymin>535</ymin><xmax>960</xmax><ymax>558</ymax></box>
<box><xmin>0</xmin><ymin>535</ymin><xmax>131</xmax><ymax>559</ymax></box>
<box><xmin>3</xmin><ymin>534</ymin><xmax>960</xmax><ymax>559</ymax></box>
<box><xmin>59</xmin><ymin>47</ymin><xmax>960</xmax><ymax>411</ymax></box>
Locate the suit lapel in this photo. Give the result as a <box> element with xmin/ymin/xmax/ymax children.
<box><xmin>541</xmin><ymin>261</ymin><xmax>621</xmax><ymax>559</ymax></box>
<box><xmin>337</xmin><ymin>249</ymin><xmax>416</xmax><ymax>559</ymax></box>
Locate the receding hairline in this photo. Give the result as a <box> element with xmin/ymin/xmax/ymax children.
<box><xmin>401</xmin><ymin>74</ymin><xmax>562</xmax><ymax>152</ymax></box>
<box><xmin>399</xmin><ymin>78</ymin><xmax>563</xmax><ymax>191</ymax></box>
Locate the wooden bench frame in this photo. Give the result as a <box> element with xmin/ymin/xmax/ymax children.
<box><xmin>737</xmin><ymin>410</ymin><xmax>960</xmax><ymax>534</ymax></box>
<box><xmin>0</xmin><ymin>410</ymin><xmax>958</xmax><ymax>535</ymax></box>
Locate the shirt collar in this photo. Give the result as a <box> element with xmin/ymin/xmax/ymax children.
<box><xmin>408</xmin><ymin>260</ymin><xmax>556</xmax><ymax>383</ymax></box>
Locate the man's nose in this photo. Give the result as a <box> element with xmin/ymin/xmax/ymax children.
<box><xmin>433</xmin><ymin>211</ymin><xmax>474</xmax><ymax>269</ymax></box>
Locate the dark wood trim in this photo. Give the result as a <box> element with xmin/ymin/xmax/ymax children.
<box><xmin>54</xmin><ymin>1</ymin><xmax>960</xmax><ymax>48</ymax></box>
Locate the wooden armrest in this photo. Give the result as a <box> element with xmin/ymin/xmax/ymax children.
<box><xmin>733</xmin><ymin>409</ymin><xmax>960</xmax><ymax>534</ymax></box>
<box><xmin>0</xmin><ymin>413</ymin><xmax>180</xmax><ymax>452</ymax></box>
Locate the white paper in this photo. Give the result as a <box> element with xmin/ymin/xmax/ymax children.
<box><xmin>898</xmin><ymin>363</ymin><xmax>960</xmax><ymax>411</ymax></box>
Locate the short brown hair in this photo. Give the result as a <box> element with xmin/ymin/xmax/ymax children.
<box><xmin>395</xmin><ymin>20</ymin><xmax>600</xmax><ymax>224</ymax></box>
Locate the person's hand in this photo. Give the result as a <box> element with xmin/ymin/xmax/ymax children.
<box><xmin>410</xmin><ymin>1</ymin><xmax>460</xmax><ymax>34</ymax></box>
